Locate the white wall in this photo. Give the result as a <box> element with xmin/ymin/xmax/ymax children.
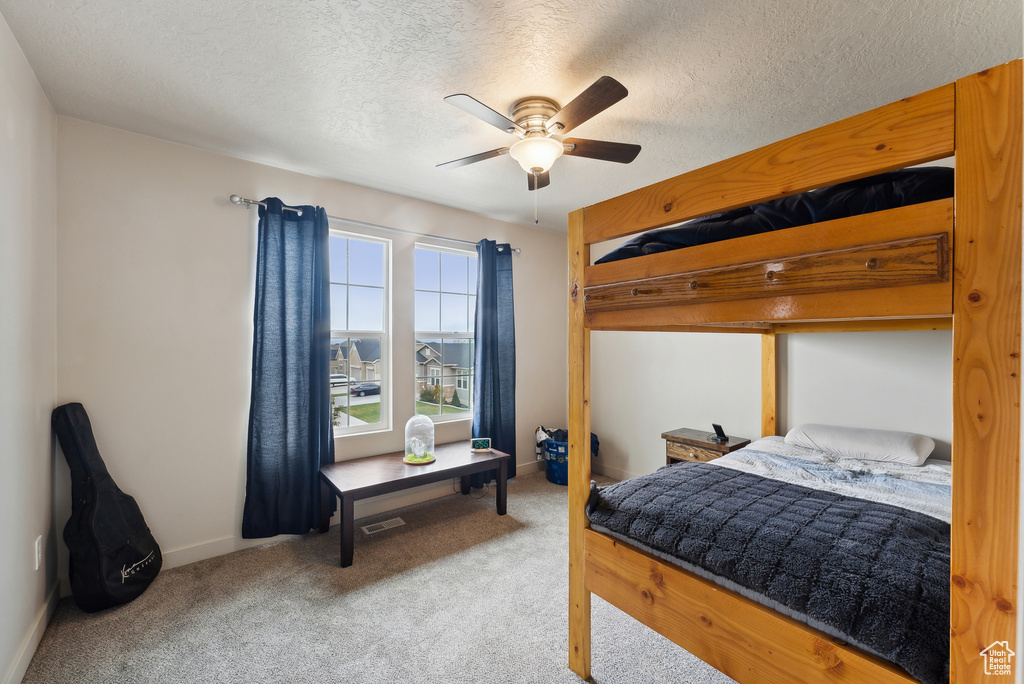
<box><xmin>781</xmin><ymin>331</ymin><xmax>952</xmax><ymax>458</ymax></box>
<box><xmin>55</xmin><ymin>117</ymin><xmax>567</xmax><ymax>582</ymax></box>
<box><xmin>591</xmin><ymin>332</ymin><xmax>762</xmax><ymax>479</ymax></box>
<box><xmin>0</xmin><ymin>12</ymin><xmax>58</xmax><ymax>684</ymax></box>
<box><xmin>591</xmin><ymin>330</ymin><xmax>952</xmax><ymax>480</ymax></box>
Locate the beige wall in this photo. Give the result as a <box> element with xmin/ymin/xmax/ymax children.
<box><xmin>591</xmin><ymin>332</ymin><xmax>762</xmax><ymax>479</ymax></box>
<box><xmin>0</xmin><ymin>11</ymin><xmax>58</xmax><ymax>683</ymax></box>
<box><xmin>54</xmin><ymin>117</ymin><xmax>567</xmax><ymax>581</ymax></box>
<box><xmin>590</xmin><ymin>330</ymin><xmax>953</xmax><ymax>480</ymax></box>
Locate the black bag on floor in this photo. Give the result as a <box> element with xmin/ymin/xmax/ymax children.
<box><xmin>52</xmin><ymin>402</ymin><xmax>162</xmax><ymax>612</ymax></box>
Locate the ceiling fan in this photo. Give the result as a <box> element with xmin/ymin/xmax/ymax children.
<box><xmin>437</xmin><ymin>76</ymin><xmax>641</xmax><ymax>191</ymax></box>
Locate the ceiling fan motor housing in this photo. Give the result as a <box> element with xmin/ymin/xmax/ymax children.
<box><xmin>508</xmin><ymin>97</ymin><xmax>561</xmax><ymax>134</ymax></box>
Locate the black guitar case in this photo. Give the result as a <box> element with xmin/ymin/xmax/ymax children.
<box><xmin>52</xmin><ymin>402</ymin><xmax>162</xmax><ymax>612</ymax></box>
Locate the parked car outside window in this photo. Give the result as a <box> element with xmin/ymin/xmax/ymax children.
<box><xmin>330</xmin><ymin>374</ymin><xmax>349</xmax><ymax>387</ymax></box>
<box><xmin>351</xmin><ymin>382</ymin><xmax>381</xmax><ymax>397</ymax></box>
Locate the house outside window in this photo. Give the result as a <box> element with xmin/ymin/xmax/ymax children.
<box><xmin>414</xmin><ymin>245</ymin><xmax>477</xmax><ymax>420</ymax></box>
<box><xmin>330</xmin><ymin>231</ymin><xmax>390</xmax><ymax>434</ymax></box>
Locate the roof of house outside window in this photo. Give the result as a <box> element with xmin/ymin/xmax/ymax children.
<box><xmin>415</xmin><ymin>339</ymin><xmax>473</xmax><ymax>371</ymax></box>
<box><xmin>331</xmin><ymin>338</ymin><xmax>382</xmax><ymax>363</ymax></box>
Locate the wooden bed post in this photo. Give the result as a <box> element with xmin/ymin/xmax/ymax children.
<box><xmin>951</xmin><ymin>61</ymin><xmax>1022</xmax><ymax>680</ymax></box>
<box><xmin>568</xmin><ymin>208</ymin><xmax>592</xmax><ymax>679</ymax></box>
<box><xmin>761</xmin><ymin>329</ymin><xmax>777</xmax><ymax>437</ymax></box>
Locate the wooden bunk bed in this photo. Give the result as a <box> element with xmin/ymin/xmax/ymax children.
<box><xmin>567</xmin><ymin>61</ymin><xmax>1021</xmax><ymax>683</ymax></box>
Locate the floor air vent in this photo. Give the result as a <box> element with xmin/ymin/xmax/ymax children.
<box><xmin>361</xmin><ymin>517</ymin><xmax>406</xmax><ymax>535</ymax></box>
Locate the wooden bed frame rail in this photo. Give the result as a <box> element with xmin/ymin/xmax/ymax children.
<box><xmin>568</xmin><ymin>61</ymin><xmax>1021</xmax><ymax>683</ymax></box>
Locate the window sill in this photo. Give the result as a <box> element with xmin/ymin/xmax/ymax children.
<box><xmin>426</xmin><ymin>414</ymin><xmax>473</xmax><ymax>425</ymax></box>
<box><xmin>333</xmin><ymin>425</ymin><xmax>393</xmax><ymax>439</ymax></box>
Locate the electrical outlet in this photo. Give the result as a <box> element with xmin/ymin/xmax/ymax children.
<box><xmin>34</xmin><ymin>536</ymin><xmax>42</xmax><ymax>571</ymax></box>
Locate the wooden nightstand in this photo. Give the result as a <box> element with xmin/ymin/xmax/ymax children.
<box><xmin>661</xmin><ymin>427</ymin><xmax>751</xmax><ymax>464</ymax></box>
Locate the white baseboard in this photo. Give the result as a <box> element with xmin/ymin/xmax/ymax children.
<box><xmin>161</xmin><ymin>533</ymin><xmax>303</xmax><ymax>569</ymax></box>
<box><xmin>163</xmin><ymin>462</ymin><xmax>544</xmax><ymax>569</ymax></box>
<box><xmin>590</xmin><ymin>460</ymin><xmax>632</xmax><ymax>482</ymax></box>
<box><xmin>4</xmin><ymin>582</ymin><xmax>60</xmax><ymax>684</ymax></box>
<box><xmin>519</xmin><ymin>460</ymin><xmax>546</xmax><ymax>477</ymax></box>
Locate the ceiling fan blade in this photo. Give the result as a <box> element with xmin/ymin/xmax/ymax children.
<box><xmin>546</xmin><ymin>76</ymin><xmax>628</xmax><ymax>135</ymax></box>
<box><xmin>444</xmin><ymin>94</ymin><xmax>524</xmax><ymax>134</ymax></box>
<box><xmin>562</xmin><ymin>138</ymin><xmax>641</xmax><ymax>164</ymax></box>
<box><xmin>436</xmin><ymin>148</ymin><xmax>509</xmax><ymax>169</ymax></box>
<box><xmin>528</xmin><ymin>171</ymin><xmax>550</xmax><ymax>191</ymax></box>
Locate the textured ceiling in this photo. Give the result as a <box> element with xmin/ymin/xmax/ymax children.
<box><xmin>1</xmin><ymin>0</ymin><xmax>1020</xmax><ymax>231</ymax></box>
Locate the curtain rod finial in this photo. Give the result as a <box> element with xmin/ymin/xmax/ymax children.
<box><xmin>230</xmin><ymin>194</ymin><xmax>245</xmax><ymax>206</ymax></box>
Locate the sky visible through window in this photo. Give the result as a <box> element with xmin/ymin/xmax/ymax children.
<box><xmin>330</xmin><ymin>235</ymin><xmax>384</xmax><ymax>331</ymax></box>
<box><xmin>414</xmin><ymin>248</ymin><xmax>476</xmax><ymax>333</ymax></box>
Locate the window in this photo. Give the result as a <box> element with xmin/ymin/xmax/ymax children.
<box><xmin>329</xmin><ymin>232</ymin><xmax>389</xmax><ymax>434</ymax></box>
<box><xmin>414</xmin><ymin>245</ymin><xmax>477</xmax><ymax>420</ymax></box>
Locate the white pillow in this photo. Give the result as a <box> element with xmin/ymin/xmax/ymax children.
<box><xmin>784</xmin><ymin>424</ymin><xmax>935</xmax><ymax>466</ymax></box>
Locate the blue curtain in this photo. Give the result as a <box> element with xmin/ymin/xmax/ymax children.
<box><xmin>471</xmin><ymin>240</ymin><xmax>516</xmax><ymax>487</ymax></box>
<box><xmin>242</xmin><ymin>198</ymin><xmax>335</xmax><ymax>538</ymax></box>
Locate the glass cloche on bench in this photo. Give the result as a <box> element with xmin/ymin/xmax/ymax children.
<box><xmin>404</xmin><ymin>415</ymin><xmax>435</xmax><ymax>465</ymax></box>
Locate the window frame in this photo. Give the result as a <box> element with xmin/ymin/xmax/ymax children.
<box><xmin>414</xmin><ymin>242</ymin><xmax>477</xmax><ymax>424</ymax></box>
<box><xmin>329</xmin><ymin>229</ymin><xmax>392</xmax><ymax>437</ymax></box>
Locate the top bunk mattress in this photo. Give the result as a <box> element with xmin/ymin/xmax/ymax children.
<box><xmin>594</xmin><ymin>167</ymin><xmax>953</xmax><ymax>265</ymax></box>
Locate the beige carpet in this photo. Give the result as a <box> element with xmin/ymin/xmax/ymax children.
<box><xmin>24</xmin><ymin>471</ymin><xmax>735</xmax><ymax>684</ymax></box>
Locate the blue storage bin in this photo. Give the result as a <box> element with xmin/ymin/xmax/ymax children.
<box><xmin>543</xmin><ymin>439</ymin><xmax>569</xmax><ymax>485</ymax></box>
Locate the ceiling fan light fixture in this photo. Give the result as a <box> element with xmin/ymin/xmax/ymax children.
<box><xmin>509</xmin><ymin>136</ymin><xmax>564</xmax><ymax>174</ymax></box>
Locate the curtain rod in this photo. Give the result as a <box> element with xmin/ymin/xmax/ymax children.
<box><xmin>230</xmin><ymin>194</ymin><xmax>520</xmax><ymax>254</ymax></box>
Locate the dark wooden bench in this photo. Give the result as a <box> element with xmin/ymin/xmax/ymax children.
<box><xmin>318</xmin><ymin>440</ymin><xmax>510</xmax><ymax>567</ymax></box>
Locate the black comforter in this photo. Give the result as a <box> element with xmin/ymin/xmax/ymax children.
<box><xmin>586</xmin><ymin>462</ymin><xmax>949</xmax><ymax>684</ymax></box>
<box><xmin>595</xmin><ymin>167</ymin><xmax>954</xmax><ymax>264</ymax></box>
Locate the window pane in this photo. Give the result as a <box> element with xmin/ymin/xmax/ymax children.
<box><xmin>329</xmin><ymin>236</ymin><xmax>347</xmax><ymax>284</ymax></box>
<box><xmin>415</xmin><ymin>247</ymin><xmax>477</xmax><ymax>421</ymax></box>
<box><xmin>349</xmin><ymin>368</ymin><xmax>381</xmax><ymax>423</ymax></box>
<box><xmin>415</xmin><ymin>338</ymin><xmax>442</xmax><ymax>416</ymax></box>
<box><xmin>441</xmin><ymin>370</ymin><xmax>471</xmax><ymax>415</ymax></box>
<box><xmin>330</xmin><ymin>337</ymin><xmax>350</xmax><ymax>428</ymax></box>
<box><xmin>329</xmin><ymin>233</ymin><xmax>389</xmax><ymax>435</ymax></box>
<box><xmin>332</xmin><ymin>336</ymin><xmax>383</xmax><ymax>428</ymax></box>
<box><xmin>441</xmin><ymin>338</ymin><xmax>473</xmax><ymax>371</ymax></box>
<box><xmin>333</xmin><ymin>399</ymin><xmax>350</xmax><ymax>427</ymax></box>
<box><xmin>440</xmin><ymin>252</ymin><xmax>468</xmax><ymax>294</ymax></box>
<box><xmin>349</xmin><ymin>286</ymin><xmax>383</xmax><ymax>331</ymax></box>
<box><xmin>349</xmin><ymin>240</ymin><xmax>384</xmax><ymax>287</ymax></box>
<box><xmin>330</xmin><ymin>284</ymin><xmax>348</xmax><ymax>329</ymax></box>
<box><xmin>441</xmin><ymin>293</ymin><xmax>468</xmax><ymax>332</ymax></box>
<box><xmin>415</xmin><ymin>339</ymin><xmax>442</xmax><ymax>382</ymax></box>
<box><xmin>347</xmin><ymin>337</ymin><xmax>382</xmax><ymax>381</ymax></box>
<box><xmin>415</xmin><ymin>291</ymin><xmax>440</xmax><ymax>332</ymax></box>
<box><xmin>415</xmin><ymin>249</ymin><xmax>440</xmax><ymax>290</ymax></box>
